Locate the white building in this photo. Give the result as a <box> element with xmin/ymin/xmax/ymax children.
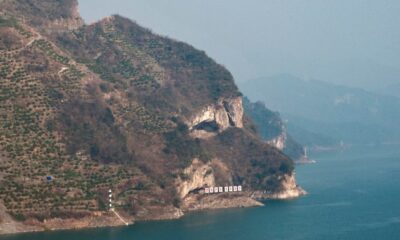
<box><xmin>203</xmin><ymin>186</ymin><xmax>243</xmax><ymax>194</ymax></box>
<box><xmin>214</xmin><ymin>187</ymin><xmax>219</xmax><ymax>193</ymax></box>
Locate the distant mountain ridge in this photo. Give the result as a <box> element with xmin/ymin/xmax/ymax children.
<box><xmin>239</xmin><ymin>74</ymin><xmax>400</xmax><ymax>146</ymax></box>
<box><xmin>377</xmin><ymin>82</ymin><xmax>400</xmax><ymax>98</ymax></box>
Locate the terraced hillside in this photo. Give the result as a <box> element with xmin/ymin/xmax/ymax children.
<box><xmin>0</xmin><ymin>13</ymin><xmax>148</xmax><ymax>220</ymax></box>
<box><xmin>0</xmin><ymin>0</ymin><xmax>302</xmax><ymax>229</ymax></box>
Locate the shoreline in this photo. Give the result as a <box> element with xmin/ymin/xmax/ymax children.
<box><xmin>0</xmin><ymin>188</ymin><xmax>306</xmax><ymax>236</ymax></box>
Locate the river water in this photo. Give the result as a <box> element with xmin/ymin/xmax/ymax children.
<box><xmin>3</xmin><ymin>145</ymin><xmax>400</xmax><ymax>240</ymax></box>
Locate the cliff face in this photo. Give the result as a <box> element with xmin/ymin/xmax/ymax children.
<box><xmin>243</xmin><ymin>98</ymin><xmax>306</xmax><ymax>162</ymax></box>
<box><xmin>252</xmin><ymin>173</ymin><xmax>306</xmax><ymax>199</ymax></box>
<box><xmin>0</xmin><ymin>0</ymin><xmax>303</xmax><ymax>232</ymax></box>
<box><xmin>268</xmin><ymin>132</ymin><xmax>287</xmax><ymax>151</ymax></box>
<box><xmin>187</xmin><ymin>97</ymin><xmax>243</xmax><ymax>138</ymax></box>
<box><xmin>176</xmin><ymin>159</ymin><xmax>216</xmax><ymax>199</ymax></box>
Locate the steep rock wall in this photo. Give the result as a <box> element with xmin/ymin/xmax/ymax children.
<box><xmin>187</xmin><ymin>97</ymin><xmax>243</xmax><ymax>138</ymax></box>
<box><xmin>176</xmin><ymin>158</ymin><xmax>234</xmax><ymax>199</ymax></box>
<box><xmin>268</xmin><ymin>131</ymin><xmax>287</xmax><ymax>151</ymax></box>
<box><xmin>176</xmin><ymin>159</ymin><xmax>215</xmax><ymax>199</ymax></box>
<box><xmin>252</xmin><ymin>173</ymin><xmax>306</xmax><ymax>199</ymax></box>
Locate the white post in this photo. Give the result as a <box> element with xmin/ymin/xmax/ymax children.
<box><xmin>109</xmin><ymin>189</ymin><xmax>113</xmax><ymax>210</ymax></box>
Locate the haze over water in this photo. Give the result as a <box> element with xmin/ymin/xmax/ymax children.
<box><xmin>4</xmin><ymin>145</ymin><xmax>400</xmax><ymax>240</ymax></box>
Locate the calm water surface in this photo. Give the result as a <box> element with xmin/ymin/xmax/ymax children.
<box><xmin>2</xmin><ymin>145</ymin><xmax>400</xmax><ymax>240</ymax></box>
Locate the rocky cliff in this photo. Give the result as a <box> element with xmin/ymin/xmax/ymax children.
<box><xmin>187</xmin><ymin>97</ymin><xmax>243</xmax><ymax>138</ymax></box>
<box><xmin>176</xmin><ymin>159</ymin><xmax>216</xmax><ymax>199</ymax></box>
<box><xmin>243</xmin><ymin>98</ymin><xmax>308</xmax><ymax>162</ymax></box>
<box><xmin>0</xmin><ymin>0</ymin><xmax>304</xmax><ymax>234</ymax></box>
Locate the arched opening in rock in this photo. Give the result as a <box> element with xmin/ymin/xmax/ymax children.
<box><xmin>187</xmin><ymin>187</ymin><xmax>204</xmax><ymax>195</ymax></box>
<box><xmin>193</xmin><ymin>120</ymin><xmax>219</xmax><ymax>132</ymax></box>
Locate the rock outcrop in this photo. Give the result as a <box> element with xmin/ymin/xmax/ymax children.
<box><xmin>268</xmin><ymin>132</ymin><xmax>287</xmax><ymax>151</ymax></box>
<box><xmin>188</xmin><ymin>97</ymin><xmax>244</xmax><ymax>138</ymax></box>
<box><xmin>177</xmin><ymin>158</ymin><xmax>235</xmax><ymax>199</ymax></box>
<box><xmin>243</xmin><ymin>98</ymin><xmax>307</xmax><ymax>162</ymax></box>
<box><xmin>177</xmin><ymin>159</ymin><xmax>216</xmax><ymax>199</ymax></box>
<box><xmin>182</xmin><ymin>193</ymin><xmax>263</xmax><ymax>211</ymax></box>
<box><xmin>42</xmin><ymin>0</ymin><xmax>84</xmax><ymax>32</ymax></box>
<box><xmin>252</xmin><ymin>173</ymin><xmax>306</xmax><ymax>200</ymax></box>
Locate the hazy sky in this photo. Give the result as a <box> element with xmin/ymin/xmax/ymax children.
<box><xmin>78</xmin><ymin>0</ymin><xmax>400</xmax><ymax>91</ymax></box>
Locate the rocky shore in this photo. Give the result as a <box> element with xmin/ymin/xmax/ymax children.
<box><xmin>1</xmin><ymin>158</ymin><xmax>305</xmax><ymax>236</ymax></box>
<box><xmin>182</xmin><ymin>193</ymin><xmax>264</xmax><ymax>211</ymax></box>
<box><xmin>0</xmin><ymin>202</ymin><xmax>134</xmax><ymax>235</ymax></box>
<box><xmin>257</xmin><ymin>174</ymin><xmax>307</xmax><ymax>200</ymax></box>
<box><xmin>0</xmin><ymin>183</ymin><xmax>306</xmax><ymax>235</ymax></box>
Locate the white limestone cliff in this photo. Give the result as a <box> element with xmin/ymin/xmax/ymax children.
<box><xmin>267</xmin><ymin>131</ymin><xmax>287</xmax><ymax>151</ymax></box>
<box><xmin>187</xmin><ymin>97</ymin><xmax>243</xmax><ymax>138</ymax></box>
<box><xmin>252</xmin><ymin>173</ymin><xmax>306</xmax><ymax>200</ymax></box>
<box><xmin>176</xmin><ymin>159</ymin><xmax>216</xmax><ymax>199</ymax></box>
